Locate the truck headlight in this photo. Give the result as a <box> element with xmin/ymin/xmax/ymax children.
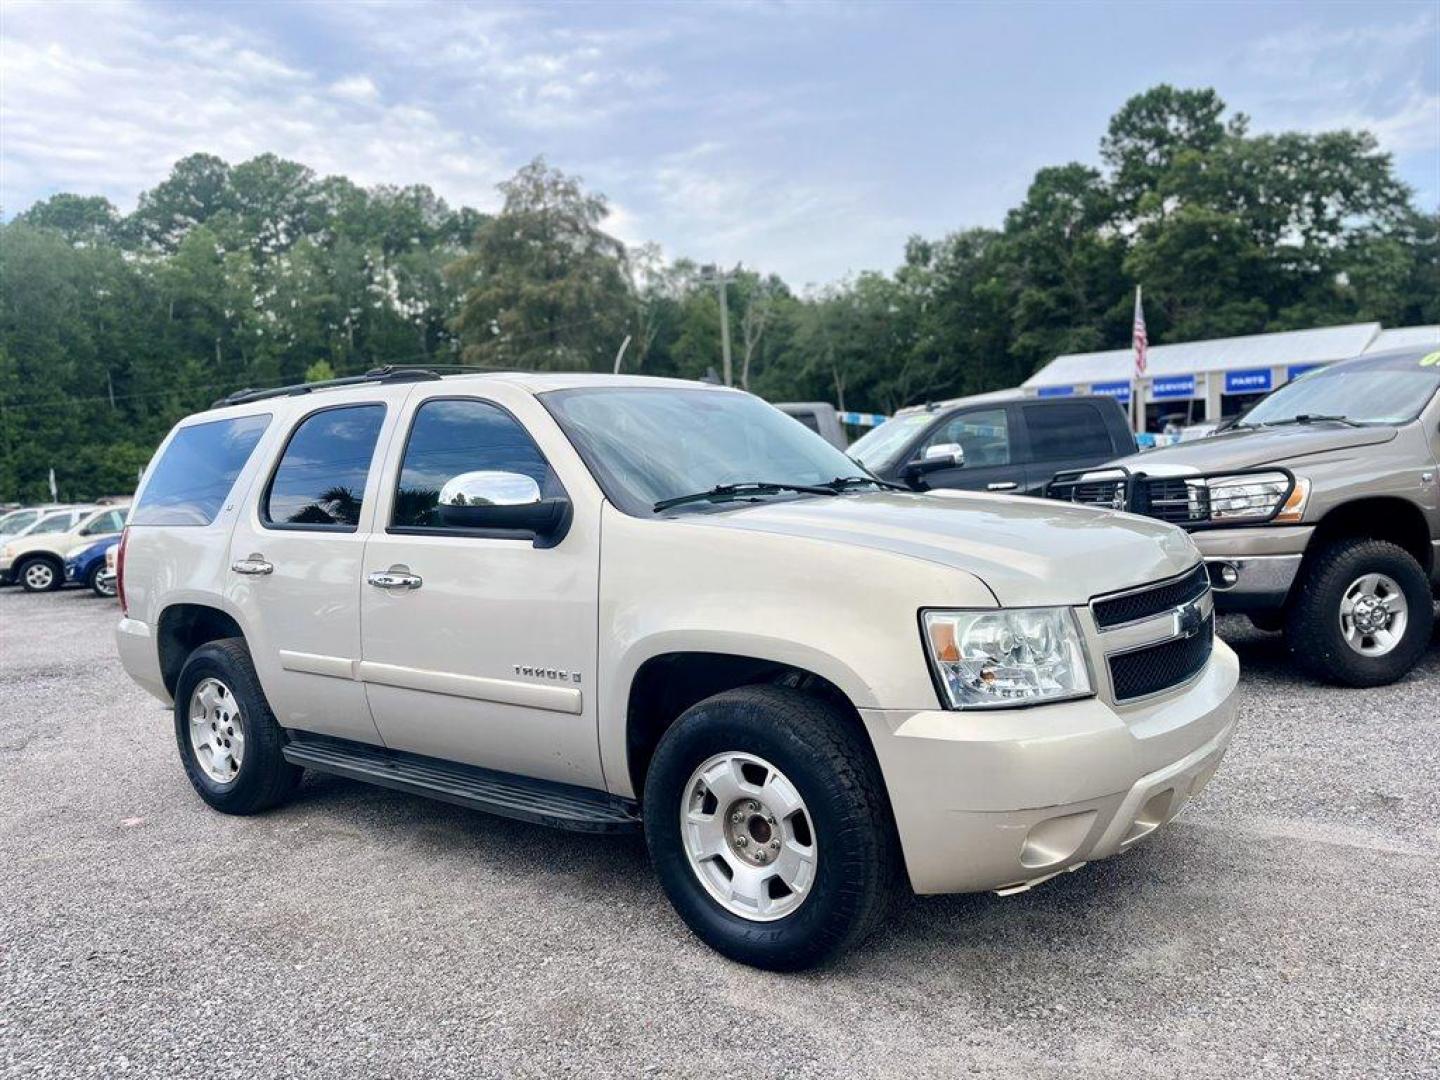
<box><xmin>1205</xmin><ymin>471</ymin><xmax>1307</xmax><ymax>522</ymax></box>
<box><xmin>922</xmin><ymin>608</ymin><xmax>1092</xmax><ymax>709</ymax></box>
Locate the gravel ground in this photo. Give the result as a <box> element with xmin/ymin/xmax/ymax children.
<box><xmin>2</xmin><ymin>587</ymin><xmax>1438</xmax><ymax>1079</ymax></box>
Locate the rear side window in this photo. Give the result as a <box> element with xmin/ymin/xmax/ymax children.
<box><xmin>392</xmin><ymin>398</ymin><xmax>558</xmax><ymax>530</ymax></box>
<box><xmin>132</xmin><ymin>414</ymin><xmax>271</xmax><ymax>526</ymax></box>
<box><xmin>264</xmin><ymin>405</ymin><xmax>386</xmax><ymax>529</ymax></box>
<box><xmin>1023</xmin><ymin>402</ymin><xmax>1113</xmax><ymax>460</ymax></box>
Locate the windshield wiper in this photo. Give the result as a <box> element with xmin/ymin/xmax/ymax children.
<box><xmin>1263</xmin><ymin>414</ymin><xmax>1360</xmax><ymax>428</ymax></box>
<box><xmin>821</xmin><ymin>475</ymin><xmax>908</xmax><ymax>493</ymax></box>
<box><xmin>653</xmin><ymin>481</ymin><xmax>840</xmax><ymax>513</ymax></box>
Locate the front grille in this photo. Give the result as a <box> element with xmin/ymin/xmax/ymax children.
<box><xmin>1092</xmin><ymin>565</ymin><xmax>1209</xmax><ymax>629</ymax></box>
<box><xmin>1067</xmin><ymin>480</ymin><xmax>1126</xmax><ymax>509</ymax></box>
<box><xmin>1139</xmin><ymin>478</ymin><xmax>1210</xmax><ymax>525</ymax></box>
<box><xmin>1109</xmin><ymin>614</ymin><xmax>1214</xmax><ymax>701</ymax></box>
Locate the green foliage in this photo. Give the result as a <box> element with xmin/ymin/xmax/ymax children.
<box><xmin>0</xmin><ymin>86</ymin><xmax>1433</xmax><ymax>502</ymax></box>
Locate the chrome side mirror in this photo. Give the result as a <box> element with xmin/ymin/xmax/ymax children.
<box><xmin>438</xmin><ymin>470</ymin><xmax>541</xmax><ymax>507</ymax></box>
<box><xmin>434</xmin><ymin>470</ymin><xmax>569</xmax><ymax>545</ymax></box>
<box><xmin>922</xmin><ymin>442</ymin><xmax>965</xmax><ymax>468</ymax></box>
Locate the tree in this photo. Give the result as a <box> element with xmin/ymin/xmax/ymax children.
<box><xmin>448</xmin><ymin>157</ymin><xmax>630</xmax><ymax>371</ymax></box>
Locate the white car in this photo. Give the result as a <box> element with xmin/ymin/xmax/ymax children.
<box><xmin>0</xmin><ymin>505</ymin><xmax>129</xmax><ymax>591</ymax></box>
<box><xmin>114</xmin><ymin>368</ymin><xmax>1239</xmax><ymax>969</ymax></box>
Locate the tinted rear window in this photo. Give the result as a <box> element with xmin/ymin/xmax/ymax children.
<box><xmin>1023</xmin><ymin>402</ymin><xmax>1113</xmax><ymax>460</ymax></box>
<box><xmin>132</xmin><ymin>414</ymin><xmax>271</xmax><ymax>526</ymax></box>
<box><xmin>264</xmin><ymin>405</ymin><xmax>385</xmax><ymax>529</ymax></box>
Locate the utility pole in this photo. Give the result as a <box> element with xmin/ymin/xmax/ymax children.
<box><xmin>703</xmin><ymin>264</ymin><xmax>735</xmax><ymax>387</ymax></box>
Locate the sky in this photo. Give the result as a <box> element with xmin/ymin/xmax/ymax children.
<box><xmin>2</xmin><ymin>0</ymin><xmax>1437</xmax><ymax>286</ymax></box>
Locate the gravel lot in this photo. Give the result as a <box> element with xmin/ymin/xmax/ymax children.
<box><xmin>2</xmin><ymin>587</ymin><xmax>1437</xmax><ymax>1079</ymax></box>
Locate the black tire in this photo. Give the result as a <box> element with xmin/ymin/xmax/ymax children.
<box><xmin>1284</xmin><ymin>539</ymin><xmax>1434</xmax><ymax>687</ymax></box>
<box><xmin>1247</xmin><ymin>611</ymin><xmax>1284</xmax><ymax>634</ymax></box>
<box><xmin>173</xmin><ymin>638</ymin><xmax>302</xmax><ymax>814</ymax></box>
<box><xmin>643</xmin><ymin>685</ymin><xmax>900</xmax><ymax>971</ymax></box>
<box><xmin>17</xmin><ymin>555</ymin><xmax>63</xmax><ymax>593</ymax></box>
<box><xmin>86</xmin><ymin>564</ymin><xmax>117</xmax><ymax>598</ymax></box>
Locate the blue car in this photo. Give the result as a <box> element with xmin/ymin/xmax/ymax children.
<box><xmin>65</xmin><ymin>535</ymin><xmax>120</xmax><ymax>597</ymax></box>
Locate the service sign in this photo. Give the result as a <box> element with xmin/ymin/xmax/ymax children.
<box><xmin>1037</xmin><ymin>385</ymin><xmax>1074</xmax><ymax>398</ymax></box>
<box><xmin>1287</xmin><ymin>363</ymin><xmax>1323</xmax><ymax>381</ymax></box>
<box><xmin>1150</xmin><ymin>375</ymin><xmax>1196</xmax><ymax>399</ymax></box>
<box><xmin>1223</xmin><ymin>368</ymin><xmax>1272</xmax><ymax>395</ymax></box>
<box><xmin>1091</xmin><ymin>381</ymin><xmax>1132</xmax><ymax>402</ymax></box>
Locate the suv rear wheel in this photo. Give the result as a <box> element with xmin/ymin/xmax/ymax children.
<box><xmin>173</xmin><ymin>638</ymin><xmax>302</xmax><ymax>814</ymax></box>
<box><xmin>17</xmin><ymin>555</ymin><xmax>62</xmax><ymax>592</ymax></box>
<box><xmin>643</xmin><ymin>685</ymin><xmax>899</xmax><ymax>970</ymax></box>
<box><xmin>1285</xmin><ymin>539</ymin><xmax>1434</xmax><ymax>687</ymax></box>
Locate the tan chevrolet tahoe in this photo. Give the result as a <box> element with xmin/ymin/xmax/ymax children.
<box><xmin>115</xmin><ymin>368</ymin><xmax>1239</xmax><ymax>969</ymax></box>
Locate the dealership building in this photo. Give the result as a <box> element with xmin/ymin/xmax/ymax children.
<box><xmin>1022</xmin><ymin>322</ymin><xmax>1440</xmax><ymax>432</ymax></box>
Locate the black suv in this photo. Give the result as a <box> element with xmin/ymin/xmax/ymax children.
<box><xmin>849</xmin><ymin>391</ymin><xmax>1136</xmax><ymax>494</ymax></box>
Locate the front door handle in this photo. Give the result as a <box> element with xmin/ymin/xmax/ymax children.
<box><xmin>368</xmin><ymin>567</ymin><xmax>423</xmax><ymax>591</ymax></box>
<box><xmin>231</xmin><ymin>555</ymin><xmax>274</xmax><ymax>575</ymax></box>
<box><xmin>987</xmin><ymin>481</ymin><xmax>1019</xmax><ymax>491</ymax></box>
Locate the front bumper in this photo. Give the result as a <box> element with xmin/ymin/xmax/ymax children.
<box><xmin>861</xmin><ymin>639</ymin><xmax>1240</xmax><ymax>895</ymax></box>
<box><xmin>1192</xmin><ymin>526</ymin><xmax>1311</xmax><ymax>611</ymax></box>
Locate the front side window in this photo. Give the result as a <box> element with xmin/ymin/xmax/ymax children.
<box><xmin>926</xmin><ymin>408</ymin><xmax>1012</xmax><ymax>467</ymax></box>
<box><xmin>132</xmin><ymin>414</ymin><xmax>271</xmax><ymax>526</ymax></box>
<box><xmin>264</xmin><ymin>405</ymin><xmax>386</xmax><ymax>529</ymax></box>
<box><xmin>1022</xmin><ymin>403</ymin><xmax>1112</xmax><ymax>460</ymax></box>
<box><xmin>392</xmin><ymin>399</ymin><xmax>559</xmax><ymax>529</ymax></box>
<box><xmin>82</xmin><ymin>509</ymin><xmax>127</xmax><ymax>535</ymax></box>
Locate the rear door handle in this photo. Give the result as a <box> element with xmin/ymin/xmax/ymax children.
<box><xmin>987</xmin><ymin>482</ymin><xmax>1019</xmax><ymax>491</ymax></box>
<box><xmin>230</xmin><ymin>555</ymin><xmax>274</xmax><ymax>575</ymax></box>
<box><xmin>368</xmin><ymin>568</ymin><xmax>423</xmax><ymax>591</ymax></box>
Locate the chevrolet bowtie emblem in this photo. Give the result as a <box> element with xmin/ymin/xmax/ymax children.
<box><xmin>1175</xmin><ymin>601</ymin><xmax>1204</xmax><ymax>639</ymax></box>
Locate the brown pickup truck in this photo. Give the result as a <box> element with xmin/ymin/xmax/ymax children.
<box><xmin>1050</xmin><ymin>344</ymin><xmax>1440</xmax><ymax>687</ymax></box>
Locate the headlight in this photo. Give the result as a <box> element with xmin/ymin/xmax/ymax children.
<box><xmin>922</xmin><ymin>608</ymin><xmax>1092</xmax><ymax>709</ymax></box>
<box><xmin>0</xmin><ymin>544</ymin><xmax>15</xmax><ymax>560</ymax></box>
<box><xmin>1204</xmin><ymin>471</ymin><xmax>1306</xmax><ymax>522</ymax></box>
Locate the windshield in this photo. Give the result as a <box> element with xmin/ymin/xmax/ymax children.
<box><xmin>848</xmin><ymin>412</ymin><xmax>933</xmax><ymax>470</ymax></box>
<box><xmin>0</xmin><ymin>509</ymin><xmax>41</xmax><ymax>536</ymax></box>
<box><xmin>1240</xmin><ymin>355</ymin><xmax>1440</xmax><ymax>427</ymax></box>
<box><xmin>543</xmin><ymin>387</ymin><xmax>872</xmax><ymax>515</ymax></box>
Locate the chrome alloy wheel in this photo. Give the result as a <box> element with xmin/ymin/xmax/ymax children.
<box><xmin>1339</xmin><ymin>572</ymin><xmax>1408</xmax><ymax>657</ymax></box>
<box><xmin>23</xmin><ymin>562</ymin><xmax>55</xmax><ymax>590</ymax></box>
<box><xmin>188</xmin><ymin>677</ymin><xmax>245</xmax><ymax>783</ymax></box>
<box><xmin>680</xmin><ymin>752</ymin><xmax>818</xmax><ymax>922</ymax></box>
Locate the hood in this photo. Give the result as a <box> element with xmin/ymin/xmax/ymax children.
<box><xmin>689</xmin><ymin>490</ymin><xmax>1198</xmax><ymax>607</ymax></box>
<box><xmin>1115</xmin><ymin>424</ymin><xmax>1397</xmax><ymax>474</ymax></box>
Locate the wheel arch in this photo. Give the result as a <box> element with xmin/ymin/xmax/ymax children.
<box><xmin>621</xmin><ymin>648</ymin><xmax>878</xmax><ymax>802</ymax></box>
<box><xmin>1308</xmin><ymin>496</ymin><xmax>1432</xmax><ymax>573</ymax></box>
<box><xmin>157</xmin><ymin>602</ymin><xmax>247</xmax><ymax>698</ymax></box>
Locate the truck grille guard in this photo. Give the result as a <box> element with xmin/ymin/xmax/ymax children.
<box><xmin>1046</xmin><ymin>465</ymin><xmax>1298</xmax><ymax>530</ymax></box>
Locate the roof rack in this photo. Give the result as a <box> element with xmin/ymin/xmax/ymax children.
<box><xmin>213</xmin><ymin>366</ymin><xmax>443</xmax><ymax>408</ymax></box>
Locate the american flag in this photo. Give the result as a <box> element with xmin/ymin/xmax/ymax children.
<box><xmin>1132</xmin><ymin>286</ymin><xmax>1148</xmax><ymax>377</ymax></box>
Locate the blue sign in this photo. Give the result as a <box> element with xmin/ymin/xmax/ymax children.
<box><xmin>1037</xmin><ymin>385</ymin><xmax>1074</xmax><ymax>398</ymax></box>
<box><xmin>1287</xmin><ymin>363</ymin><xmax>1323</xmax><ymax>382</ymax></box>
<box><xmin>1151</xmin><ymin>375</ymin><xmax>1196</xmax><ymax>399</ymax></box>
<box><xmin>1090</xmin><ymin>381</ymin><xmax>1132</xmax><ymax>402</ymax></box>
<box><xmin>1223</xmin><ymin>368</ymin><xmax>1273</xmax><ymax>395</ymax></box>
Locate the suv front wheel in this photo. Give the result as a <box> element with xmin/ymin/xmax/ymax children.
<box><xmin>173</xmin><ymin>638</ymin><xmax>302</xmax><ymax>814</ymax></box>
<box><xmin>1285</xmin><ymin>539</ymin><xmax>1434</xmax><ymax>687</ymax></box>
<box><xmin>643</xmin><ymin>686</ymin><xmax>899</xmax><ymax>970</ymax></box>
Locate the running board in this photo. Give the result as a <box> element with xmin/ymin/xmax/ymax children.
<box><xmin>282</xmin><ymin>736</ymin><xmax>642</xmax><ymax>834</ymax></box>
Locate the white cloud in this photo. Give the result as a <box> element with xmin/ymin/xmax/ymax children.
<box><xmin>0</xmin><ymin>1</ymin><xmax>508</xmax><ymax>214</ymax></box>
<box><xmin>329</xmin><ymin>75</ymin><xmax>380</xmax><ymax>103</ymax></box>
